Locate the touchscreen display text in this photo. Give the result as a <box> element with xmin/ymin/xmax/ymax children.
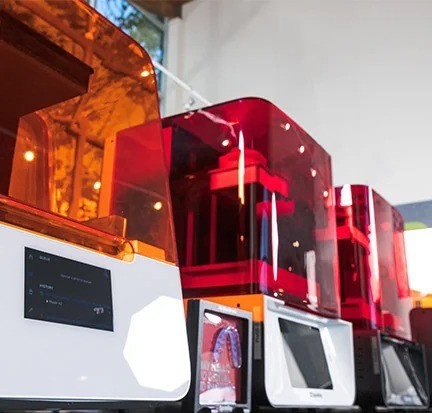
<box><xmin>24</xmin><ymin>247</ymin><xmax>113</xmax><ymax>331</ymax></box>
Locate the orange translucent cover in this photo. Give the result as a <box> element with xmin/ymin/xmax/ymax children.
<box><xmin>0</xmin><ymin>0</ymin><xmax>176</xmax><ymax>263</ymax></box>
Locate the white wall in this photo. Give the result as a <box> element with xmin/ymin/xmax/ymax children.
<box><xmin>405</xmin><ymin>229</ymin><xmax>432</xmax><ymax>294</ymax></box>
<box><xmin>165</xmin><ymin>0</ymin><xmax>432</xmax><ymax>205</ymax></box>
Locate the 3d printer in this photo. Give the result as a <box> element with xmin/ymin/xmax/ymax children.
<box><xmin>158</xmin><ymin>98</ymin><xmax>355</xmax><ymax>408</ymax></box>
<box><xmin>336</xmin><ymin>184</ymin><xmax>429</xmax><ymax>408</ymax></box>
<box><xmin>0</xmin><ymin>0</ymin><xmax>189</xmax><ymax>407</ymax></box>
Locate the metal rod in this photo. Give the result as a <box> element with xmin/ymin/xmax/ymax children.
<box><xmin>152</xmin><ymin>59</ymin><xmax>212</xmax><ymax>107</ymax></box>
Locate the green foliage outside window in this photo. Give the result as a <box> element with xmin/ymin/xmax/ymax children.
<box><xmin>92</xmin><ymin>0</ymin><xmax>164</xmax><ymax>65</ymax></box>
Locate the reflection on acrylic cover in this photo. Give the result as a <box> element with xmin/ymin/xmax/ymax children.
<box><xmin>199</xmin><ymin>311</ymin><xmax>245</xmax><ymax>405</ymax></box>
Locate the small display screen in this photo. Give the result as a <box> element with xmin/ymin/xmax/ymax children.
<box><xmin>199</xmin><ymin>310</ymin><xmax>247</xmax><ymax>405</ymax></box>
<box><xmin>24</xmin><ymin>247</ymin><xmax>113</xmax><ymax>331</ymax></box>
<box><xmin>278</xmin><ymin>318</ymin><xmax>333</xmax><ymax>389</ymax></box>
<box><xmin>381</xmin><ymin>339</ymin><xmax>428</xmax><ymax>406</ymax></box>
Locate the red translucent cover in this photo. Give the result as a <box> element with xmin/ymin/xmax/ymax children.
<box><xmin>162</xmin><ymin>98</ymin><xmax>340</xmax><ymax>318</ymax></box>
<box><xmin>200</xmin><ymin>311</ymin><xmax>245</xmax><ymax>404</ymax></box>
<box><xmin>336</xmin><ymin>185</ymin><xmax>412</xmax><ymax>340</ymax></box>
<box><xmin>0</xmin><ymin>0</ymin><xmax>176</xmax><ymax>262</ymax></box>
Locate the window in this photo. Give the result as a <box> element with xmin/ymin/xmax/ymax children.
<box><xmin>91</xmin><ymin>0</ymin><xmax>165</xmax><ymax>87</ymax></box>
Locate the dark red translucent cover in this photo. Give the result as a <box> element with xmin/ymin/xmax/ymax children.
<box><xmin>162</xmin><ymin>98</ymin><xmax>340</xmax><ymax>318</ymax></box>
<box><xmin>336</xmin><ymin>185</ymin><xmax>412</xmax><ymax>340</ymax></box>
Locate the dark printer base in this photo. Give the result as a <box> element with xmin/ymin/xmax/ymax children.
<box><xmin>354</xmin><ymin>330</ymin><xmax>429</xmax><ymax>409</ymax></box>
